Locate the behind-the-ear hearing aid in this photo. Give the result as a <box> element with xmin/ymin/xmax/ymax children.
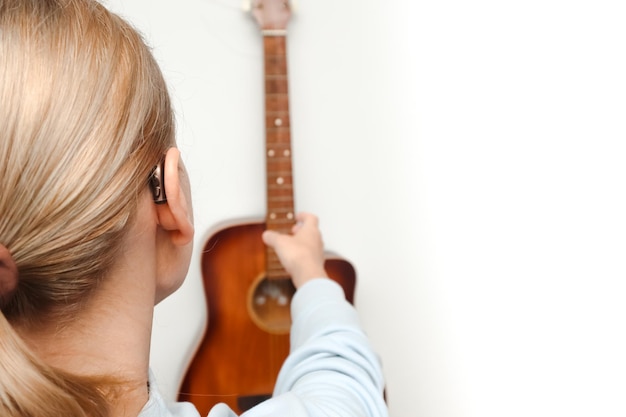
<box><xmin>149</xmin><ymin>159</ymin><xmax>167</xmax><ymax>204</ymax></box>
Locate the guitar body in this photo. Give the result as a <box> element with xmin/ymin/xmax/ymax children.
<box><xmin>179</xmin><ymin>221</ymin><xmax>356</xmax><ymax>415</ymax></box>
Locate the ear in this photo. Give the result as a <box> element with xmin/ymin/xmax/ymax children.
<box><xmin>155</xmin><ymin>147</ymin><xmax>194</xmax><ymax>246</ymax></box>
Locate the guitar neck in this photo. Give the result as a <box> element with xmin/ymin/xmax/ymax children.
<box><xmin>263</xmin><ymin>34</ymin><xmax>294</xmax><ymax>279</ymax></box>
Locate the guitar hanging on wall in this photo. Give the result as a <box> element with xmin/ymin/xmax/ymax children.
<box><xmin>178</xmin><ymin>1</ymin><xmax>357</xmax><ymax>415</ymax></box>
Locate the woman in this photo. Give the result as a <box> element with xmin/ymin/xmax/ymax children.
<box><xmin>0</xmin><ymin>1</ymin><xmax>387</xmax><ymax>416</ymax></box>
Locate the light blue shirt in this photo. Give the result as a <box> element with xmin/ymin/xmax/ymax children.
<box><xmin>139</xmin><ymin>279</ymin><xmax>388</xmax><ymax>417</ymax></box>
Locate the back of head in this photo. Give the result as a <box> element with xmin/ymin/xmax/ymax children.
<box><xmin>0</xmin><ymin>0</ymin><xmax>174</xmax><ymax>320</ymax></box>
<box><xmin>0</xmin><ymin>0</ymin><xmax>175</xmax><ymax>415</ymax></box>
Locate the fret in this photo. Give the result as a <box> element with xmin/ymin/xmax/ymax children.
<box><xmin>266</xmin><ymin>200</ymin><xmax>293</xmax><ymax>213</ymax></box>
<box><xmin>266</xmin><ymin>163</ymin><xmax>291</xmax><ymax>172</ymax></box>
<box><xmin>266</xmin><ymin>207</ymin><xmax>295</xmax><ymax>215</ymax></box>
<box><xmin>266</xmin><ymin>156</ymin><xmax>291</xmax><ymax>164</ymax></box>
<box><xmin>266</xmin><ymin>143</ymin><xmax>290</xmax><ymax>151</ymax></box>
<box><xmin>266</xmin><ymin>195</ymin><xmax>294</xmax><ymax>203</ymax></box>
<box><xmin>265</xmin><ymin>108</ymin><xmax>289</xmax><ymax>114</ymax></box>
<box><xmin>267</xmin><ymin>164</ymin><xmax>292</xmax><ymax>170</ymax></box>
<box><xmin>265</xmin><ymin>251</ymin><xmax>289</xmax><ymax>279</ymax></box>
<box><xmin>267</xmin><ymin>182</ymin><xmax>292</xmax><ymax>190</ymax></box>
<box><xmin>266</xmin><ymin>262</ymin><xmax>288</xmax><ymax>271</ymax></box>
<box><xmin>268</xmin><ymin>192</ymin><xmax>293</xmax><ymax>200</ymax></box>
<box><xmin>265</xmin><ymin>117</ymin><xmax>288</xmax><ymax>125</ymax></box>
<box><xmin>266</xmin><ymin>170</ymin><xmax>292</xmax><ymax>177</ymax></box>
<box><xmin>266</xmin><ymin>255</ymin><xmax>286</xmax><ymax>265</ymax></box>
<box><xmin>266</xmin><ymin>214</ymin><xmax>294</xmax><ymax>222</ymax></box>
<box><xmin>265</xmin><ymin>74</ymin><xmax>288</xmax><ymax>81</ymax></box>
<box><xmin>264</xmin><ymin>58</ymin><xmax>287</xmax><ymax>75</ymax></box>
<box><xmin>266</xmin><ymin>215</ymin><xmax>294</xmax><ymax>223</ymax></box>
<box><xmin>265</xmin><ymin>127</ymin><xmax>290</xmax><ymax>133</ymax></box>
<box><xmin>265</xmin><ymin>114</ymin><xmax>289</xmax><ymax>121</ymax></box>
<box><xmin>267</xmin><ymin>201</ymin><xmax>294</xmax><ymax>209</ymax></box>
<box><xmin>266</xmin><ymin>221</ymin><xmax>295</xmax><ymax>232</ymax></box>
<box><xmin>267</xmin><ymin>197</ymin><xmax>293</xmax><ymax>204</ymax></box>
<box><xmin>263</xmin><ymin>36</ymin><xmax>286</xmax><ymax>54</ymax></box>
<box><xmin>267</xmin><ymin>180</ymin><xmax>293</xmax><ymax>186</ymax></box>
<box><xmin>265</xmin><ymin>95</ymin><xmax>289</xmax><ymax>112</ymax></box>
<box><xmin>266</xmin><ymin>149</ymin><xmax>290</xmax><ymax>157</ymax></box>
<box><xmin>265</xmin><ymin>157</ymin><xmax>291</xmax><ymax>165</ymax></box>
<box><xmin>266</xmin><ymin>168</ymin><xmax>292</xmax><ymax>177</ymax></box>
<box><xmin>267</xmin><ymin>169</ymin><xmax>293</xmax><ymax>175</ymax></box>
<box><xmin>265</xmin><ymin>133</ymin><xmax>289</xmax><ymax>139</ymax></box>
<box><xmin>266</xmin><ymin>208</ymin><xmax>294</xmax><ymax>216</ymax></box>
<box><xmin>266</xmin><ymin>213</ymin><xmax>294</xmax><ymax>221</ymax></box>
<box><xmin>267</xmin><ymin>139</ymin><xmax>291</xmax><ymax>146</ymax></box>
<box><xmin>266</xmin><ymin>134</ymin><xmax>290</xmax><ymax>145</ymax></box>
<box><xmin>267</xmin><ymin>175</ymin><xmax>293</xmax><ymax>183</ymax></box>
<box><xmin>266</xmin><ymin>201</ymin><xmax>293</xmax><ymax>208</ymax></box>
<box><xmin>266</xmin><ymin>269</ymin><xmax>289</xmax><ymax>280</ymax></box>
<box><xmin>265</xmin><ymin>109</ymin><xmax>289</xmax><ymax>117</ymax></box>
<box><xmin>267</xmin><ymin>171</ymin><xmax>293</xmax><ymax>177</ymax></box>
<box><xmin>267</xmin><ymin>168</ymin><xmax>292</xmax><ymax>175</ymax></box>
<box><xmin>266</xmin><ymin>212</ymin><xmax>294</xmax><ymax>221</ymax></box>
<box><xmin>266</xmin><ymin>218</ymin><xmax>294</xmax><ymax>227</ymax></box>
<box><xmin>267</xmin><ymin>188</ymin><xmax>293</xmax><ymax>196</ymax></box>
<box><xmin>266</xmin><ymin>153</ymin><xmax>291</xmax><ymax>161</ymax></box>
<box><xmin>267</xmin><ymin>182</ymin><xmax>293</xmax><ymax>189</ymax></box>
<box><xmin>267</xmin><ymin>202</ymin><xmax>293</xmax><ymax>211</ymax></box>
<box><xmin>265</xmin><ymin>80</ymin><xmax>288</xmax><ymax>95</ymax></box>
<box><xmin>267</xmin><ymin>265</ymin><xmax>287</xmax><ymax>273</ymax></box>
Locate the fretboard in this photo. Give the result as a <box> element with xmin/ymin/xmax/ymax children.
<box><xmin>263</xmin><ymin>34</ymin><xmax>294</xmax><ymax>279</ymax></box>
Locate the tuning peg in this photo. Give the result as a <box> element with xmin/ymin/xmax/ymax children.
<box><xmin>243</xmin><ymin>0</ymin><xmax>296</xmax><ymax>15</ymax></box>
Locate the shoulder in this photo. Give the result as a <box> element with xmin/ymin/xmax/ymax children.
<box><xmin>139</xmin><ymin>372</ymin><xmax>202</xmax><ymax>417</ymax></box>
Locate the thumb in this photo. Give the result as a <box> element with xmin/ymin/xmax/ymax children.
<box><xmin>262</xmin><ymin>230</ymin><xmax>281</xmax><ymax>248</ymax></box>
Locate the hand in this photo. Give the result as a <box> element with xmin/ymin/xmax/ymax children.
<box><xmin>262</xmin><ymin>212</ymin><xmax>328</xmax><ymax>289</ymax></box>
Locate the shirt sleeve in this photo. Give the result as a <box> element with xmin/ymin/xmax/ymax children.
<box><xmin>241</xmin><ymin>278</ymin><xmax>388</xmax><ymax>417</ymax></box>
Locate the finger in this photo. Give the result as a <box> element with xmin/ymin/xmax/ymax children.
<box><xmin>262</xmin><ymin>230</ymin><xmax>281</xmax><ymax>247</ymax></box>
<box><xmin>296</xmin><ymin>212</ymin><xmax>319</xmax><ymax>232</ymax></box>
<box><xmin>291</xmin><ymin>213</ymin><xmax>308</xmax><ymax>234</ymax></box>
<box><xmin>295</xmin><ymin>212</ymin><xmax>317</xmax><ymax>224</ymax></box>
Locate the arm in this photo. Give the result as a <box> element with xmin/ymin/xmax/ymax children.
<box><xmin>245</xmin><ymin>213</ymin><xmax>387</xmax><ymax>417</ymax></box>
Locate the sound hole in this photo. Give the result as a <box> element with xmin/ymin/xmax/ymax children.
<box><xmin>248</xmin><ymin>276</ymin><xmax>295</xmax><ymax>334</ymax></box>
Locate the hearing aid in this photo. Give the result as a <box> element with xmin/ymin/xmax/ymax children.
<box><xmin>149</xmin><ymin>159</ymin><xmax>167</xmax><ymax>204</ymax></box>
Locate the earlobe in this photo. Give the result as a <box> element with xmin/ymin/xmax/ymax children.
<box><xmin>155</xmin><ymin>147</ymin><xmax>194</xmax><ymax>246</ymax></box>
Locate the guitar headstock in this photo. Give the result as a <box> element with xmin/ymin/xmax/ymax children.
<box><xmin>249</xmin><ymin>0</ymin><xmax>292</xmax><ymax>32</ymax></box>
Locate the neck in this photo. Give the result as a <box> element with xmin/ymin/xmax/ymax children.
<box><xmin>15</xmin><ymin>213</ymin><xmax>158</xmax><ymax>416</ymax></box>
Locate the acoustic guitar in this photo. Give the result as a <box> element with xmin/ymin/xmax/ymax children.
<box><xmin>178</xmin><ymin>1</ymin><xmax>357</xmax><ymax>414</ymax></box>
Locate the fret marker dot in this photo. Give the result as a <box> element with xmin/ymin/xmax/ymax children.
<box><xmin>276</xmin><ymin>177</ymin><xmax>284</xmax><ymax>185</ymax></box>
<box><xmin>274</xmin><ymin>118</ymin><xmax>283</xmax><ymax>126</ymax></box>
<box><xmin>287</xmin><ymin>212</ymin><xmax>294</xmax><ymax>220</ymax></box>
<box><xmin>284</xmin><ymin>149</ymin><xmax>290</xmax><ymax>157</ymax></box>
<box><xmin>270</xmin><ymin>213</ymin><xmax>277</xmax><ymax>220</ymax></box>
<box><xmin>268</xmin><ymin>149</ymin><xmax>275</xmax><ymax>157</ymax></box>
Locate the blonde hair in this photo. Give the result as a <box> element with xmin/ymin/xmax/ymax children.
<box><xmin>0</xmin><ymin>0</ymin><xmax>175</xmax><ymax>415</ymax></box>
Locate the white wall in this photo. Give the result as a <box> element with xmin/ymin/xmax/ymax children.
<box><xmin>106</xmin><ymin>1</ymin><xmax>626</xmax><ymax>416</ymax></box>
